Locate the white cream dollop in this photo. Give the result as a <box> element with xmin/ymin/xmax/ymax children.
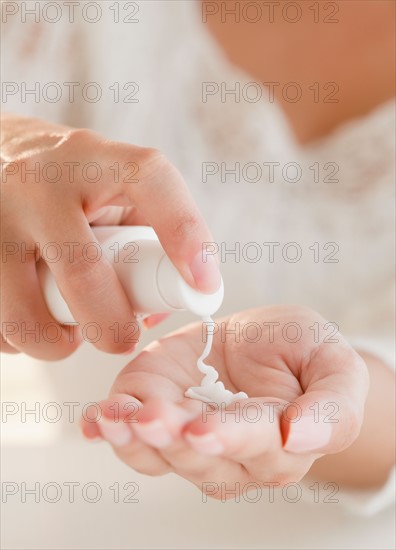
<box><xmin>185</xmin><ymin>317</ymin><xmax>248</xmax><ymax>406</ymax></box>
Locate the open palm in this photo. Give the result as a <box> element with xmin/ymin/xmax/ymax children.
<box><xmin>82</xmin><ymin>305</ymin><xmax>368</xmax><ymax>499</ymax></box>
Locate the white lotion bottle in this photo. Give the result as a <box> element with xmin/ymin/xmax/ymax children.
<box><xmin>37</xmin><ymin>226</ymin><xmax>224</xmax><ymax>323</ymax></box>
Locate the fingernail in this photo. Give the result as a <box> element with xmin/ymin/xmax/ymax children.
<box><xmin>143</xmin><ymin>313</ymin><xmax>170</xmax><ymax>329</ymax></box>
<box><xmin>82</xmin><ymin>428</ymin><xmax>103</xmax><ymax>442</ymax></box>
<box><xmin>134</xmin><ymin>419</ymin><xmax>172</xmax><ymax>448</ymax></box>
<box><xmin>97</xmin><ymin>416</ymin><xmax>132</xmax><ymax>447</ymax></box>
<box><xmin>81</xmin><ymin>420</ymin><xmax>102</xmax><ymax>440</ymax></box>
<box><xmin>185</xmin><ymin>431</ymin><xmax>224</xmax><ymax>455</ymax></box>
<box><xmin>284</xmin><ymin>415</ymin><xmax>332</xmax><ymax>453</ymax></box>
<box><xmin>190</xmin><ymin>252</ymin><xmax>221</xmax><ymax>293</ymax></box>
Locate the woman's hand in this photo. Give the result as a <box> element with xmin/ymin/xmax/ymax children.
<box><xmin>82</xmin><ymin>305</ymin><xmax>369</xmax><ymax>499</ymax></box>
<box><xmin>1</xmin><ymin>113</ymin><xmax>221</xmax><ymax>359</ymax></box>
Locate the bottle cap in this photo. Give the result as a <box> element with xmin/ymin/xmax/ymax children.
<box><xmin>157</xmin><ymin>255</ymin><xmax>224</xmax><ymax>316</ymax></box>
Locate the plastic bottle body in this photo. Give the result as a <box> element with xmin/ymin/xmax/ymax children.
<box><xmin>37</xmin><ymin>226</ymin><xmax>224</xmax><ymax>323</ymax></box>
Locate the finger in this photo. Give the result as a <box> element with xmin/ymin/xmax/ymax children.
<box><xmin>36</xmin><ymin>213</ymin><xmax>140</xmax><ymax>354</ymax></box>
<box><xmin>80</xmin><ymin>416</ymin><xmax>102</xmax><ymax>440</ymax></box>
<box><xmin>282</xmin><ymin>337</ymin><xmax>369</xmax><ymax>454</ymax></box>
<box><xmin>83</xmin><ymin>144</ymin><xmax>222</xmax><ymax>293</ymax></box>
<box><xmin>132</xmin><ymin>398</ymin><xmax>252</xmax><ymax>496</ymax></box>
<box><xmin>119</xmin><ymin>206</ymin><xmax>149</xmax><ymax>227</ymax></box>
<box><xmin>111</xmin><ymin>360</ymin><xmax>192</xmax><ymax>403</ymax></box>
<box><xmin>143</xmin><ymin>313</ymin><xmax>170</xmax><ymax>329</ymax></box>
<box><xmin>133</xmin><ymin>397</ymin><xmax>199</xmax><ymax>450</ymax></box>
<box><xmin>183</xmin><ymin>398</ymin><xmax>318</xmax><ymax>486</ymax></box>
<box><xmin>184</xmin><ymin>398</ymin><xmax>283</xmax><ymax>460</ymax></box>
<box><xmin>86</xmin><ymin>396</ymin><xmax>171</xmax><ymax>476</ymax></box>
<box><xmin>1</xmin><ymin>241</ymin><xmax>81</xmax><ymax>360</ymax></box>
<box><xmin>88</xmin><ymin>205</ymin><xmax>168</xmax><ymax>331</ymax></box>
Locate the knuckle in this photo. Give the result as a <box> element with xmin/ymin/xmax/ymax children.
<box><xmin>172</xmin><ymin>210</ymin><xmax>201</xmax><ymax>239</ymax></box>
<box><xmin>57</xmin><ymin>128</ymin><xmax>101</xmax><ymax>163</ymax></box>
<box><xmin>135</xmin><ymin>147</ymin><xmax>173</xmax><ymax>182</ymax></box>
<box><xmin>61</xmin><ymin>252</ymin><xmax>107</xmax><ymax>289</ymax></box>
<box><xmin>139</xmin><ymin>147</ymin><xmax>167</xmax><ymax>167</ymax></box>
<box><xmin>63</xmin><ymin>127</ymin><xmax>99</xmax><ymax>148</ymax></box>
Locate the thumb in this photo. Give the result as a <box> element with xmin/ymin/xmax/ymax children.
<box><xmin>282</xmin><ymin>340</ymin><xmax>369</xmax><ymax>454</ymax></box>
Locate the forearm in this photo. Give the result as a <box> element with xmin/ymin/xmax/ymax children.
<box><xmin>307</xmin><ymin>351</ymin><xmax>395</xmax><ymax>489</ymax></box>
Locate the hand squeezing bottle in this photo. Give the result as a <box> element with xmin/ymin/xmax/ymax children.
<box><xmin>38</xmin><ymin>226</ymin><xmax>247</xmax><ymax>405</ymax></box>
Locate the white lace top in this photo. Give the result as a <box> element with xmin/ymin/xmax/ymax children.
<box><xmin>2</xmin><ymin>1</ymin><xmax>394</xmax><ymax>513</ymax></box>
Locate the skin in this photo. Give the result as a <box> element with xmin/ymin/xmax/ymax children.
<box><xmin>81</xmin><ymin>305</ymin><xmax>381</xmax><ymax>497</ymax></box>
<box><xmin>196</xmin><ymin>0</ymin><xmax>395</xmax><ymax>489</ymax></box>
<box><xmin>2</xmin><ymin>1</ymin><xmax>394</xmax><ymax>494</ymax></box>
<box><xmin>80</xmin><ymin>1</ymin><xmax>395</xmax><ymax>492</ymax></box>
<box><xmin>203</xmin><ymin>0</ymin><xmax>395</xmax><ymax>142</ymax></box>
<box><xmin>0</xmin><ymin>114</ymin><xmax>221</xmax><ymax>359</ymax></box>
